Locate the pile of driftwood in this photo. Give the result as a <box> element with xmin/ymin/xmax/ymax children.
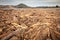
<box><xmin>0</xmin><ymin>22</ymin><xmax>60</xmax><ymax>40</ymax></box>
<box><xmin>0</xmin><ymin>9</ymin><xmax>60</xmax><ymax>40</ymax></box>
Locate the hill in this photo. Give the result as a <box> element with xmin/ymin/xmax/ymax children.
<box><xmin>15</xmin><ymin>3</ymin><xmax>30</xmax><ymax>8</ymax></box>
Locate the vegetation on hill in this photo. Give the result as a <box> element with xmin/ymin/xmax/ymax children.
<box><xmin>16</xmin><ymin>3</ymin><xmax>30</xmax><ymax>8</ymax></box>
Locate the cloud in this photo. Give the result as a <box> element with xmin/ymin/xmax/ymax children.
<box><xmin>18</xmin><ymin>0</ymin><xmax>60</xmax><ymax>2</ymax></box>
<box><xmin>0</xmin><ymin>0</ymin><xmax>60</xmax><ymax>2</ymax></box>
<box><xmin>0</xmin><ymin>0</ymin><xmax>60</xmax><ymax>6</ymax></box>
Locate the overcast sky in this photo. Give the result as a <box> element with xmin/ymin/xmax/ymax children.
<box><xmin>0</xmin><ymin>0</ymin><xmax>60</xmax><ymax>7</ymax></box>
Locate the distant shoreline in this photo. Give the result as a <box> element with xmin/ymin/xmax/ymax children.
<box><xmin>0</xmin><ymin>7</ymin><xmax>60</xmax><ymax>10</ymax></box>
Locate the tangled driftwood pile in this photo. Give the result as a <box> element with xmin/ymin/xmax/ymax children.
<box><xmin>0</xmin><ymin>8</ymin><xmax>60</xmax><ymax>40</ymax></box>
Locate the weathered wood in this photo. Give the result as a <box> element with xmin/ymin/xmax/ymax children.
<box><xmin>1</xmin><ymin>23</ymin><xmax>27</xmax><ymax>40</ymax></box>
<box><xmin>50</xmin><ymin>28</ymin><xmax>60</xmax><ymax>40</ymax></box>
<box><xmin>1</xmin><ymin>29</ymin><xmax>20</xmax><ymax>40</ymax></box>
<box><xmin>0</xmin><ymin>31</ymin><xmax>12</xmax><ymax>38</ymax></box>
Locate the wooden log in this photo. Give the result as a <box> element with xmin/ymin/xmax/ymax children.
<box><xmin>1</xmin><ymin>23</ymin><xmax>27</xmax><ymax>40</ymax></box>
<box><xmin>50</xmin><ymin>28</ymin><xmax>60</xmax><ymax>40</ymax></box>
<box><xmin>0</xmin><ymin>31</ymin><xmax>12</xmax><ymax>38</ymax></box>
<box><xmin>1</xmin><ymin>29</ymin><xmax>21</xmax><ymax>40</ymax></box>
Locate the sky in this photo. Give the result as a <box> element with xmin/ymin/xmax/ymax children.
<box><xmin>0</xmin><ymin>0</ymin><xmax>60</xmax><ymax>7</ymax></box>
